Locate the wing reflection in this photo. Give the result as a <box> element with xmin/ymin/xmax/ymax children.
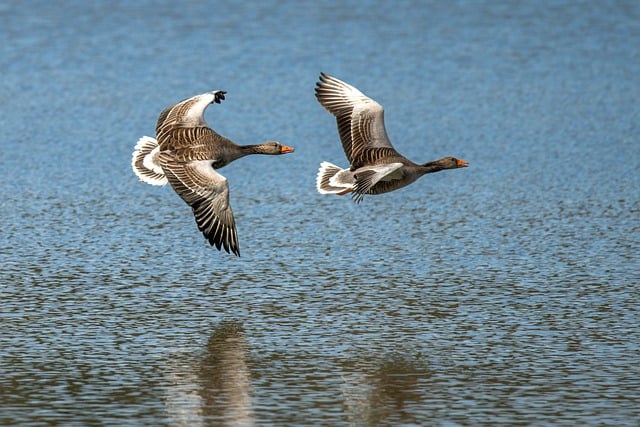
<box><xmin>164</xmin><ymin>320</ymin><xmax>254</xmax><ymax>427</ymax></box>
<box><xmin>342</xmin><ymin>353</ymin><xmax>429</xmax><ymax>425</ymax></box>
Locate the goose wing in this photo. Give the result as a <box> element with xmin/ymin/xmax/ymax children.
<box><xmin>351</xmin><ymin>163</ymin><xmax>404</xmax><ymax>203</ymax></box>
<box><xmin>159</xmin><ymin>153</ymin><xmax>240</xmax><ymax>256</ymax></box>
<box><xmin>156</xmin><ymin>90</ymin><xmax>226</xmax><ymax>150</ymax></box>
<box><xmin>315</xmin><ymin>73</ymin><xmax>396</xmax><ymax>166</ymax></box>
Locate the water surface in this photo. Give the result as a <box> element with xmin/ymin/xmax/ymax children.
<box><xmin>1</xmin><ymin>1</ymin><xmax>639</xmax><ymax>425</ymax></box>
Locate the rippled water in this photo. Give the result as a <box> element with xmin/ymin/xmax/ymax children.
<box><xmin>1</xmin><ymin>1</ymin><xmax>639</xmax><ymax>425</ymax></box>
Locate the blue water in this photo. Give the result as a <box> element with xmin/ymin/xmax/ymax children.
<box><xmin>1</xmin><ymin>1</ymin><xmax>639</xmax><ymax>425</ymax></box>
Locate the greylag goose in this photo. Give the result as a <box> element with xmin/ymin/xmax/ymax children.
<box><xmin>132</xmin><ymin>90</ymin><xmax>294</xmax><ymax>256</ymax></box>
<box><xmin>315</xmin><ymin>72</ymin><xmax>468</xmax><ymax>203</ymax></box>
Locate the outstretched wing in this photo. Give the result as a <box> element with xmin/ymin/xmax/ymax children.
<box><xmin>159</xmin><ymin>154</ymin><xmax>240</xmax><ymax>256</ymax></box>
<box><xmin>156</xmin><ymin>90</ymin><xmax>226</xmax><ymax>150</ymax></box>
<box><xmin>315</xmin><ymin>73</ymin><xmax>395</xmax><ymax>167</ymax></box>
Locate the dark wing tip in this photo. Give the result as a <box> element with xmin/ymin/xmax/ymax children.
<box><xmin>351</xmin><ymin>191</ymin><xmax>365</xmax><ymax>204</ymax></box>
<box><xmin>213</xmin><ymin>91</ymin><xmax>226</xmax><ymax>104</ymax></box>
<box><xmin>191</xmin><ymin>199</ymin><xmax>240</xmax><ymax>257</ymax></box>
<box><xmin>205</xmin><ymin>229</ymin><xmax>240</xmax><ymax>257</ymax></box>
<box><xmin>315</xmin><ymin>72</ymin><xmax>331</xmax><ymax>99</ymax></box>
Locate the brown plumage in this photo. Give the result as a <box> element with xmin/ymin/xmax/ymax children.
<box><xmin>315</xmin><ymin>72</ymin><xmax>468</xmax><ymax>203</ymax></box>
<box><xmin>132</xmin><ymin>91</ymin><xmax>294</xmax><ymax>256</ymax></box>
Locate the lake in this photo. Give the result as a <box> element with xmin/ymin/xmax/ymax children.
<box><xmin>1</xmin><ymin>0</ymin><xmax>639</xmax><ymax>425</ymax></box>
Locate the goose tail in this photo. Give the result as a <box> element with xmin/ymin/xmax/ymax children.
<box><xmin>316</xmin><ymin>161</ymin><xmax>354</xmax><ymax>195</ymax></box>
<box><xmin>131</xmin><ymin>136</ymin><xmax>168</xmax><ymax>186</ymax></box>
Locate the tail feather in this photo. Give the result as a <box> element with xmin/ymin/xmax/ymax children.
<box><xmin>316</xmin><ymin>161</ymin><xmax>354</xmax><ymax>194</ymax></box>
<box><xmin>131</xmin><ymin>136</ymin><xmax>168</xmax><ymax>186</ymax></box>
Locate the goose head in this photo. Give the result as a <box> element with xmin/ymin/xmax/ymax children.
<box><xmin>429</xmin><ymin>156</ymin><xmax>468</xmax><ymax>169</ymax></box>
<box><xmin>252</xmin><ymin>142</ymin><xmax>295</xmax><ymax>155</ymax></box>
<box><xmin>420</xmin><ymin>156</ymin><xmax>469</xmax><ymax>173</ymax></box>
<box><xmin>450</xmin><ymin>156</ymin><xmax>469</xmax><ymax>168</ymax></box>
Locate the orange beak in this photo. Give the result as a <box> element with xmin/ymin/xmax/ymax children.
<box><xmin>457</xmin><ymin>159</ymin><xmax>469</xmax><ymax>168</ymax></box>
<box><xmin>280</xmin><ymin>145</ymin><xmax>295</xmax><ymax>154</ymax></box>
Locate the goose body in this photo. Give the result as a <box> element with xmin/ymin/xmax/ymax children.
<box><xmin>314</xmin><ymin>72</ymin><xmax>468</xmax><ymax>203</ymax></box>
<box><xmin>132</xmin><ymin>91</ymin><xmax>294</xmax><ymax>256</ymax></box>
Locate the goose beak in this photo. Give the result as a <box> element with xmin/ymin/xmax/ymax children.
<box><xmin>457</xmin><ymin>159</ymin><xmax>469</xmax><ymax>168</ymax></box>
<box><xmin>280</xmin><ymin>145</ymin><xmax>295</xmax><ymax>154</ymax></box>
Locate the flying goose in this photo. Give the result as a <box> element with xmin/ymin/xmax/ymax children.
<box><xmin>315</xmin><ymin>72</ymin><xmax>468</xmax><ymax>203</ymax></box>
<box><xmin>132</xmin><ymin>90</ymin><xmax>294</xmax><ymax>256</ymax></box>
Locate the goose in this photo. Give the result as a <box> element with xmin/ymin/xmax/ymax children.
<box><xmin>315</xmin><ymin>72</ymin><xmax>468</xmax><ymax>203</ymax></box>
<box><xmin>132</xmin><ymin>90</ymin><xmax>294</xmax><ymax>256</ymax></box>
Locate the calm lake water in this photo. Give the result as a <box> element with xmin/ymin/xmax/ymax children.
<box><xmin>1</xmin><ymin>0</ymin><xmax>639</xmax><ymax>425</ymax></box>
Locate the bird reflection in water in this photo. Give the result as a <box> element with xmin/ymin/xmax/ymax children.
<box><xmin>199</xmin><ymin>320</ymin><xmax>254</xmax><ymax>426</ymax></box>
<box><xmin>164</xmin><ymin>320</ymin><xmax>254</xmax><ymax>427</ymax></box>
<box><xmin>342</xmin><ymin>353</ymin><xmax>429</xmax><ymax>425</ymax></box>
